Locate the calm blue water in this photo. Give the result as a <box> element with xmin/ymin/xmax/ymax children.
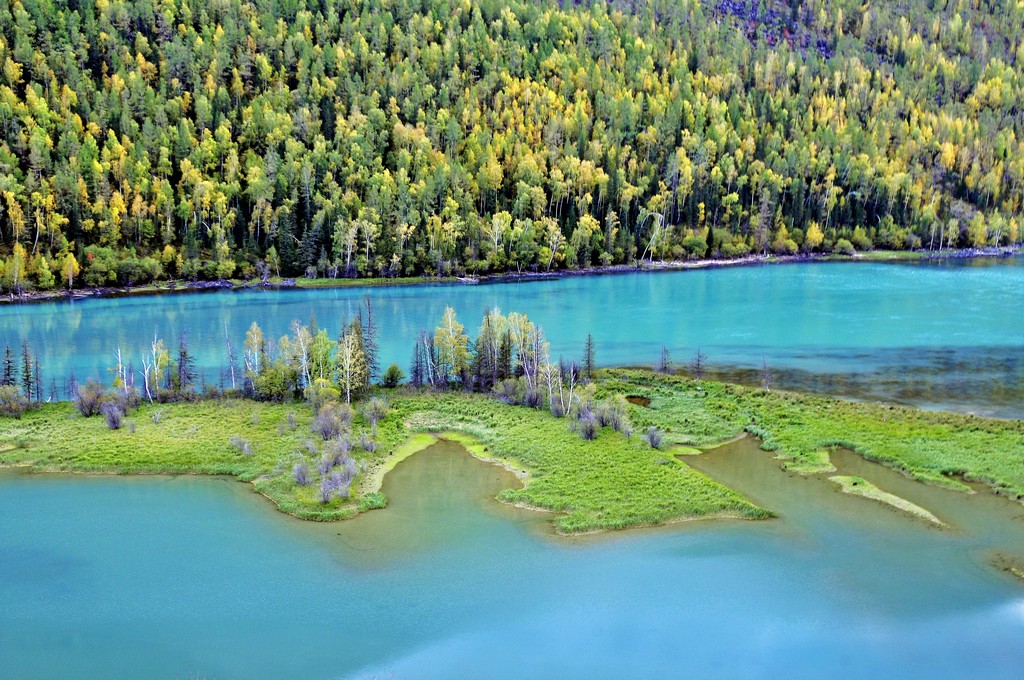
<box><xmin>1</xmin><ymin>258</ymin><xmax>1022</xmax><ymax>415</ymax></box>
<box><xmin>2</xmin><ymin>443</ymin><xmax>1024</xmax><ymax>679</ymax></box>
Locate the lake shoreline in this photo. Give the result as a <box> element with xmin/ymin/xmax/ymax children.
<box><xmin>2</xmin><ymin>245</ymin><xmax>1019</xmax><ymax>305</ymax></box>
<box><xmin>3</xmin><ymin>369</ymin><xmax>1023</xmax><ymax>533</ymax></box>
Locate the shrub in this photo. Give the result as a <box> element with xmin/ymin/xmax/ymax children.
<box><xmin>0</xmin><ymin>385</ymin><xmax>28</xmax><ymax>418</ymax></box>
<box><xmin>834</xmin><ymin>238</ymin><xmax>855</xmax><ymax>255</ymax></box>
<box><xmin>325</xmin><ymin>436</ymin><xmax>352</xmax><ymax>464</ymax></box>
<box><xmin>850</xmin><ymin>226</ymin><xmax>873</xmax><ymax>251</ymax></box>
<box><xmin>292</xmin><ymin>462</ymin><xmax>310</xmax><ymax>486</ymax></box>
<box><xmin>364</xmin><ymin>397</ymin><xmax>389</xmax><ymax>427</ymax></box>
<box><xmin>494</xmin><ymin>379</ymin><xmax>521</xmax><ymax>405</ymax></box>
<box><xmin>229</xmin><ymin>435</ymin><xmax>252</xmax><ymax>456</ymax></box>
<box><xmin>101</xmin><ymin>402</ymin><xmax>123</xmax><ymax>430</ymax></box>
<box><xmin>74</xmin><ymin>380</ymin><xmax>105</xmax><ymax>417</ymax></box>
<box><xmin>358</xmin><ymin>492</ymin><xmax>387</xmax><ymax>511</ymax></box>
<box><xmin>319</xmin><ymin>471</ymin><xmax>352</xmax><ymax>504</ymax></box>
<box><xmin>575</xmin><ymin>414</ymin><xmax>599</xmax><ymax>440</ymax></box>
<box><xmin>524</xmin><ymin>389</ymin><xmax>542</xmax><ymax>409</ymax></box>
<box><xmin>316</xmin><ymin>454</ymin><xmax>333</xmax><ymax>476</ymax></box>
<box><xmin>644</xmin><ymin>426</ymin><xmax>664</xmax><ymax>449</ymax></box>
<box><xmin>359</xmin><ymin>432</ymin><xmax>377</xmax><ymax>453</ymax></box>
<box><xmin>381</xmin><ymin>363</ymin><xmax>405</xmax><ymax>388</ymax></box>
<box><xmin>305</xmin><ymin>378</ymin><xmax>340</xmax><ymax>413</ymax></box>
<box><xmin>318</xmin><ymin>476</ymin><xmax>335</xmax><ymax>504</ymax></box>
<box><xmin>681</xmin><ymin>234</ymin><xmax>708</xmax><ymax>259</ymax></box>
<box><xmin>312</xmin><ymin>402</ymin><xmax>353</xmax><ymax>440</ymax></box>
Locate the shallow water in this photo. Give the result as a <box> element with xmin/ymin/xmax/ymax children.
<box><xmin>2</xmin><ymin>257</ymin><xmax>1022</xmax><ymax>415</ymax></box>
<box><xmin>3</xmin><ymin>440</ymin><xmax>1024</xmax><ymax>679</ymax></box>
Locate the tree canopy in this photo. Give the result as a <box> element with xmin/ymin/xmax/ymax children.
<box><xmin>0</xmin><ymin>0</ymin><xmax>1022</xmax><ymax>289</ymax></box>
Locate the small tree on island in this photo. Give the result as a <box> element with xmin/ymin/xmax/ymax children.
<box><xmin>381</xmin><ymin>363</ymin><xmax>405</xmax><ymax>388</ymax></box>
<box><xmin>690</xmin><ymin>347</ymin><xmax>707</xmax><ymax>381</ymax></box>
<box><xmin>581</xmin><ymin>333</ymin><xmax>596</xmax><ymax>382</ymax></box>
<box><xmin>760</xmin><ymin>353</ymin><xmax>775</xmax><ymax>392</ymax></box>
<box><xmin>655</xmin><ymin>345</ymin><xmax>672</xmax><ymax>374</ymax></box>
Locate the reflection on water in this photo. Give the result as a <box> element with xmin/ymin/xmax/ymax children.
<box><xmin>4</xmin><ymin>439</ymin><xmax>1024</xmax><ymax>678</ymax></box>
<box><xmin>685</xmin><ymin>436</ymin><xmax>1024</xmax><ymax>579</ymax></box>
<box><xmin>0</xmin><ymin>257</ymin><xmax>1021</xmax><ymax>416</ymax></box>
<box><xmin>708</xmin><ymin>345</ymin><xmax>1024</xmax><ymax>418</ymax></box>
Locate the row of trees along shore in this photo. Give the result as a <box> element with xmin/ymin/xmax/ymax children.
<box><xmin>0</xmin><ymin>299</ymin><xmax>723</xmax><ymax>447</ymax></box>
<box><xmin>1</xmin><ymin>0</ymin><xmax>1024</xmax><ymax>292</ymax></box>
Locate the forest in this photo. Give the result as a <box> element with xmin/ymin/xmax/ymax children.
<box><xmin>0</xmin><ymin>0</ymin><xmax>1023</xmax><ymax>290</ymax></box>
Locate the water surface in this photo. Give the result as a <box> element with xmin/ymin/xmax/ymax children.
<box><xmin>1</xmin><ymin>257</ymin><xmax>1022</xmax><ymax>415</ymax></box>
<box><xmin>3</xmin><ymin>440</ymin><xmax>1024</xmax><ymax>679</ymax></box>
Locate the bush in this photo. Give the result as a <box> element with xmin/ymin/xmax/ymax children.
<box><xmin>359</xmin><ymin>432</ymin><xmax>377</xmax><ymax>453</ymax></box>
<box><xmin>363</xmin><ymin>397</ymin><xmax>389</xmax><ymax>427</ymax></box>
<box><xmin>494</xmin><ymin>379</ymin><xmax>520</xmax><ymax>404</ymax></box>
<box><xmin>381</xmin><ymin>363</ymin><xmax>406</xmax><ymax>388</ymax></box>
<box><xmin>0</xmin><ymin>385</ymin><xmax>28</xmax><ymax>418</ymax></box>
<box><xmin>720</xmin><ymin>240</ymin><xmax>750</xmax><ymax>258</ymax></box>
<box><xmin>74</xmin><ymin>379</ymin><xmax>105</xmax><ymax>417</ymax></box>
<box><xmin>644</xmin><ymin>426</ymin><xmax>664</xmax><ymax>449</ymax></box>
<box><xmin>681</xmin><ymin>235</ymin><xmax>708</xmax><ymax>259</ymax></box>
<box><xmin>850</xmin><ymin>226</ymin><xmax>873</xmax><ymax>251</ymax></box>
<box><xmin>772</xmin><ymin>238</ymin><xmax>798</xmax><ymax>255</ymax></box>
<box><xmin>312</xmin><ymin>401</ymin><xmax>353</xmax><ymax>439</ymax></box>
<box><xmin>575</xmin><ymin>414</ymin><xmax>599</xmax><ymax>440</ymax></box>
<box><xmin>305</xmin><ymin>378</ymin><xmax>340</xmax><ymax>413</ymax></box>
<box><xmin>834</xmin><ymin>238</ymin><xmax>855</xmax><ymax>255</ymax></box>
<box><xmin>292</xmin><ymin>462</ymin><xmax>310</xmax><ymax>486</ymax></box>
<box><xmin>101</xmin><ymin>402</ymin><xmax>124</xmax><ymax>430</ymax></box>
<box><xmin>229</xmin><ymin>435</ymin><xmax>252</xmax><ymax>456</ymax></box>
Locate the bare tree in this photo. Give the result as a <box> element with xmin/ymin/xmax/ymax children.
<box><xmin>690</xmin><ymin>347</ymin><xmax>707</xmax><ymax>380</ymax></box>
<box><xmin>224</xmin><ymin>323</ymin><xmax>238</xmax><ymax>391</ymax></box>
<box><xmin>760</xmin><ymin>353</ymin><xmax>775</xmax><ymax>392</ymax></box>
<box><xmin>655</xmin><ymin>345</ymin><xmax>672</xmax><ymax>374</ymax></box>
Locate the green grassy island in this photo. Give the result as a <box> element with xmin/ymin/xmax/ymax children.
<box><xmin>3</xmin><ymin>368</ymin><xmax>1022</xmax><ymax>534</ymax></box>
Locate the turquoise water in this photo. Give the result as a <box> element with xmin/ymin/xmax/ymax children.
<box><xmin>2</xmin><ymin>257</ymin><xmax>1022</xmax><ymax>415</ymax></box>
<box><xmin>2</xmin><ymin>442</ymin><xmax>1024</xmax><ymax>679</ymax></box>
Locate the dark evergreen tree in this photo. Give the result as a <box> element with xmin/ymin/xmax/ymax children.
<box><xmin>20</xmin><ymin>340</ymin><xmax>33</xmax><ymax>399</ymax></box>
<box><xmin>177</xmin><ymin>332</ymin><xmax>196</xmax><ymax>395</ymax></box>
<box><xmin>1</xmin><ymin>345</ymin><xmax>16</xmax><ymax>387</ymax></box>
<box><xmin>582</xmin><ymin>334</ymin><xmax>596</xmax><ymax>382</ymax></box>
<box><xmin>361</xmin><ymin>296</ymin><xmax>380</xmax><ymax>383</ymax></box>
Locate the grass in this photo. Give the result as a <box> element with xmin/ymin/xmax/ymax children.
<box><xmin>388</xmin><ymin>393</ymin><xmax>767</xmax><ymax>532</ymax></box>
<box><xmin>601</xmin><ymin>369</ymin><xmax>1024</xmax><ymax>498</ymax></box>
<box><xmin>829</xmin><ymin>475</ymin><xmax>945</xmax><ymax>527</ymax></box>
<box><xmin>0</xmin><ymin>388</ymin><xmax>766</xmax><ymax>533</ymax></box>
<box><xmin>3</xmin><ymin>368</ymin><xmax>1023</xmax><ymax>533</ymax></box>
<box><xmin>287</xmin><ymin>276</ymin><xmax>461</xmax><ymax>288</ymax></box>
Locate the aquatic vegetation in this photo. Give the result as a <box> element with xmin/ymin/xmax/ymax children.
<box><xmin>829</xmin><ymin>476</ymin><xmax>945</xmax><ymax>527</ymax></box>
<box><xmin>602</xmin><ymin>370</ymin><xmax>1024</xmax><ymax>499</ymax></box>
<box><xmin>3</xmin><ymin>368</ymin><xmax>1023</xmax><ymax>532</ymax></box>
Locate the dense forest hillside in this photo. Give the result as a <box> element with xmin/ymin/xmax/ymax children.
<box><xmin>0</xmin><ymin>0</ymin><xmax>1022</xmax><ymax>289</ymax></box>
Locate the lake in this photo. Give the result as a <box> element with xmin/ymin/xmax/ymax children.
<box><xmin>2</xmin><ymin>439</ymin><xmax>1024</xmax><ymax>679</ymax></box>
<box><xmin>3</xmin><ymin>257</ymin><xmax>1024</xmax><ymax>678</ymax></box>
<box><xmin>1</xmin><ymin>257</ymin><xmax>1022</xmax><ymax>416</ymax></box>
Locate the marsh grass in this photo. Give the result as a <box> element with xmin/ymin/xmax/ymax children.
<box><xmin>601</xmin><ymin>369</ymin><xmax>1024</xmax><ymax>499</ymax></box>
<box><xmin>3</xmin><ymin>368</ymin><xmax>1022</xmax><ymax>532</ymax></box>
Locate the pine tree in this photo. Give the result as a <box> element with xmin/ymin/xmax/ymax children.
<box><xmin>1</xmin><ymin>345</ymin><xmax>15</xmax><ymax>387</ymax></box>
<box><xmin>361</xmin><ymin>296</ymin><xmax>380</xmax><ymax>384</ymax></box>
<box><xmin>177</xmin><ymin>331</ymin><xmax>196</xmax><ymax>395</ymax></box>
<box><xmin>498</xmin><ymin>331</ymin><xmax>513</xmax><ymax>382</ymax></box>
<box><xmin>410</xmin><ymin>337</ymin><xmax>425</xmax><ymax>388</ymax></box>
<box><xmin>20</xmin><ymin>340</ymin><xmax>33</xmax><ymax>398</ymax></box>
<box><xmin>582</xmin><ymin>334</ymin><xmax>596</xmax><ymax>382</ymax></box>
